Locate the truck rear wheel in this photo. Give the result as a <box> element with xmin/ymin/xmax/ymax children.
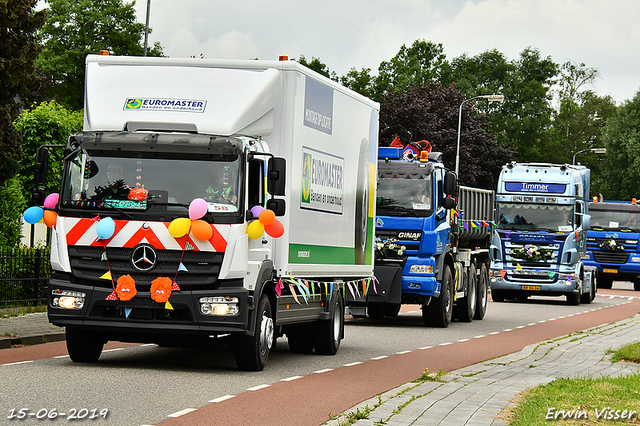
<box><xmin>423</xmin><ymin>265</ymin><xmax>453</xmax><ymax>328</ymax></box>
<box><xmin>66</xmin><ymin>328</ymin><xmax>104</xmax><ymax>363</ymax></box>
<box><xmin>454</xmin><ymin>263</ymin><xmax>476</xmax><ymax>322</ymax></box>
<box><xmin>234</xmin><ymin>294</ymin><xmax>273</xmax><ymax>371</ymax></box>
<box><xmin>314</xmin><ymin>292</ymin><xmax>344</xmax><ymax>355</ymax></box>
<box><xmin>566</xmin><ymin>292</ymin><xmax>581</xmax><ymax>306</ymax></box>
<box><xmin>474</xmin><ymin>263</ymin><xmax>489</xmax><ymax>320</ymax></box>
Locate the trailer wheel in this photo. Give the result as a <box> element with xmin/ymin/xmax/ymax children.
<box><xmin>454</xmin><ymin>263</ymin><xmax>476</xmax><ymax>322</ymax></box>
<box><xmin>286</xmin><ymin>324</ymin><xmax>315</xmax><ymax>354</ymax></box>
<box><xmin>423</xmin><ymin>265</ymin><xmax>453</xmax><ymax>328</ymax></box>
<box><xmin>314</xmin><ymin>292</ymin><xmax>344</xmax><ymax>355</ymax></box>
<box><xmin>234</xmin><ymin>295</ymin><xmax>273</xmax><ymax>371</ymax></box>
<box><xmin>474</xmin><ymin>263</ymin><xmax>489</xmax><ymax>320</ymax></box>
<box><xmin>65</xmin><ymin>328</ymin><xmax>104</xmax><ymax>363</ymax></box>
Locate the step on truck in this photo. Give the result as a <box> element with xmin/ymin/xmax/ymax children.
<box><xmin>345</xmin><ymin>145</ymin><xmax>494</xmax><ymax>327</ymax></box>
<box><xmin>584</xmin><ymin>199</ymin><xmax>640</xmax><ymax>290</ymax></box>
<box><xmin>489</xmin><ymin>162</ymin><xmax>597</xmax><ymax>305</ymax></box>
<box><xmin>31</xmin><ymin>54</ymin><xmax>379</xmax><ymax>370</ymax></box>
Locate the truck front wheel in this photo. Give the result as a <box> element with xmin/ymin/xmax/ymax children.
<box><xmin>423</xmin><ymin>265</ymin><xmax>453</xmax><ymax>328</ymax></box>
<box><xmin>234</xmin><ymin>295</ymin><xmax>273</xmax><ymax>371</ymax></box>
<box><xmin>66</xmin><ymin>328</ymin><xmax>104</xmax><ymax>363</ymax></box>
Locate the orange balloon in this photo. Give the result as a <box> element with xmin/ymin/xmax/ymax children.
<box><xmin>43</xmin><ymin>210</ymin><xmax>58</xmax><ymax>228</ymax></box>
<box><xmin>191</xmin><ymin>219</ymin><xmax>213</xmax><ymax>241</ymax></box>
<box><xmin>265</xmin><ymin>219</ymin><xmax>284</xmax><ymax>238</ymax></box>
<box><xmin>259</xmin><ymin>209</ymin><xmax>276</xmax><ymax>226</ymax></box>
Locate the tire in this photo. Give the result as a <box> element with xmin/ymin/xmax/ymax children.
<box><xmin>474</xmin><ymin>263</ymin><xmax>489</xmax><ymax>320</ymax></box>
<box><xmin>65</xmin><ymin>328</ymin><xmax>104</xmax><ymax>363</ymax></box>
<box><xmin>354</xmin><ymin>138</ymin><xmax>370</xmax><ymax>265</ymax></box>
<box><xmin>234</xmin><ymin>295</ymin><xmax>274</xmax><ymax>371</ymax></box>
<box><xmin>367</xmin><ymin>303</ymin><xmax>387</xmax><ymax>319</ymax></box>
<box><xmin>314</xmin><ymin>292</ymin><xmax>344</xmax><ymax>355</ymax></box>
<box><xmin>454</xmin><ymin>263</ymin><xmax>476</xmax><ymax>323</ymax></box>
<box><xmin>491</xmin><ymin>289</ymin><xmax>505</xmax><ymax>303</ymax></box>
<box><xmin>286</xmin><ymin>324</ymin><xmax>315</xmax><ymax>354</ymax></box>
<box><xmin>385</xmin><ymin>303</ymin><xmax>401</xmax><ymax>317</ymax></box>
<box><xmin>566</xmin><ymin>292</ymin><xmax>581</xmax><ymax>306</ymax></box>
<box><xmin>597</xmin><ymin>275</ymin><xmax>613</xmax><ymax>289</ymax></box>
<box><xmin>634</xmin><ymin>278</ymin><xmax>640</xmax><ymax>292</ymax></box>
<box><xmin>423</xmin><ymin>265</ymin><xmax>453</xmax><ymax>328</ymax></box>
<box><xmin>581</xmin><ymin>274</ymin><xmax>596</xmax><ymax>304</ymax></box>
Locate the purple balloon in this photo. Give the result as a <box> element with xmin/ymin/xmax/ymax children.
<box><xmin>43</xmin><ymin>193</ymin><xmax>60</xmax><ymax>209</ymax></box>
<box><xmin>250</xmin><ymin>205</ymin><xmax>265</xmax><ymax>220</ymax></box>
<box><xmin>189</xmin><ymin>198</ymin><xmax>208</xmax><ymax>220</ymax></box>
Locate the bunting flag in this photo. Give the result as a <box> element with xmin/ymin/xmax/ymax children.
<box><xmin>275</xmin><ymin>278</ymin><xmax>284</xmax><ymax>297</ymax></box>
<box><xmin>171</xmin><ymin>282</ymin><xmax>180</xmax><ymax>291</ymax></box>
<box><xmin>548</xmin><ymin>272</ymin><xmax>556</xmax><ymax>278</ymax></box>
<box><xmin>124</xmin><ymin>307</ymin><xmax>132</xmax><ymax>318</ymax></box>
<box><xmin>516</xmin><ymin>263</ymin><xmax>522</xmax><ymax>270</ymax></box>
<box><xmin>505</xmin><ymin>231</ymin><xmax>511</xmax><ymax>239</ymax></box>
<box><xmin>101</xmin><ymin>251</ymin><xmax>107</xmax><ymax>261</ymax></box>
<box><xmin>463</xmin><ymin>222</ymin><xmax>469</xmax><ymax>230</ymax></box>
<box><xmin>178</xmin><ymin>263</ymin><xmax>188</xmax><ymax>272</ymax></box>
<box><xmin>165</xmin><ymin>301</ymin><xmax>174</xmax><ymax>310</ymax></box>
<box><xmin>106</xmin><ymin>291</ymin><xmax>117</xmax><ymax>300</ymax></box>
<box><xmin>288</xmin><ymin>284</ymin><xmax>302</xmax><ymax>305</ymax></box>
<box><xmin>471</xmin><ymin>221</ymin><xmax>478</xmax><ymax>228</ymax></box>
<box><xmin>482</xmin><ymin>221</ymin><xmax>489</xmax><ymax>228</ymax></box>
<box><xmin>500</xmin><ymin>270</ymin><xmax>507</xmax><ymax>279</ymax></box>
<box><xmin>100</xmin><ymin>271</ymin><xmax>112</xmax><ymax>280</ymax></box>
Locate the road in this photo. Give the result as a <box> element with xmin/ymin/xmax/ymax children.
<box><xmin>1</xmin><ymin>284</ymin><xmax>639</xmax><ymax>426</ymax></box>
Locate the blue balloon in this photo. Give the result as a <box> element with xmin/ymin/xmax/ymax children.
<box><xmin>24</xmin><ymin>206</ymin><xmax>44</xmax><ymax>225</ymax></box>
<box><xmin>96</xmin><ymin>217</ymin><xmax>116</xmax><ymax>240</ymax></box>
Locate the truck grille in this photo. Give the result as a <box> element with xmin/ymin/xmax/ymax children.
<box><xmin>375</xmin><ymin>229</ymin><xmax>420</xmax><ymax>257</ymax></box>
<box><xmin>68</xmin><ymin>246</ymin><xmax>224</xmax><ymax>290</ymax></box>
<box><xmin>592</xmin><ymin>251</ymin><xmax>629</xmax><ymax>264</ymax></box>
<box><xmin>504</xmin><ymin>242</ymin><xmax>559</xmax><ymax>267</ymax></box>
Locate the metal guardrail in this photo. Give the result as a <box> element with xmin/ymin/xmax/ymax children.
<box><xmin>0</xmin><ymin>247</ymin><xmax>50</xmax><ymax>306</ymax></box>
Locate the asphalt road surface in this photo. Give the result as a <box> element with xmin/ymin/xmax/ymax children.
<box><xmin>1</xmin><ymin>284</ymin><xmax>639</xmax><ymax>426</ymax></box>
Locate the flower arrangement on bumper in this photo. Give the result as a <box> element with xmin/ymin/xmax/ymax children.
<box><xmin>375</xmin><ymin>237</ymin><xmax>406</xmax><ymax>260</ymax></box>
<box><xmin>510</xmin><ymin>244</ymin><xmax>554</xmax><ymax>262</ymax></box>
<box><xmin>599</xmin><ymin>238</ymin><xmax>624</xmax><ymax>251</ymax></box>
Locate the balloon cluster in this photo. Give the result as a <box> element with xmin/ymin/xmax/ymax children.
<box><xmin>167</xmin><ymin>198</ymin><xmax>214</xmax><ymax>241</ymax></box>
<box><xmin>23</xmin><ymin>193</ymin><xmax>60</xmax><ymax>228</ymax></box>
<box><xmin>247</xmin><ymin>205</ymin><xmax>284</xmax><ymax>240</ymax></box>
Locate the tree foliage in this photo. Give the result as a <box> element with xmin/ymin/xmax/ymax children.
<box><xmin>379</xmin><ymin>83</ymin><xmax>514</xmax><ymax>189</ymax></box>
<box><xmin>36</xmin><ymin>0</ymin><xmax>164</xmax><ymax>110</ymax></box>
<box><xmin>0</xmin><ymin>0</ymin><xmax>45</xmax><ymax>185</ymax></box>
<box><xmin>0</xmin><ymin>177</ymin><xmax>27</xmax><ymax>247</ymax></box>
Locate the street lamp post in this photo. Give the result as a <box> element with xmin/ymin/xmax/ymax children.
<box><xmin>143</xmin><ymin>0</ymin><xmax>151</xmax><ymax>56</ymax></box>
<box><xmin>455</xmin><ymin>94</ymin><xmax>504</xmax><ymax>176</ymax></box>
<box><xmin>572</xmin><ymin>147</ymin><xmax>607</xmax><ymax>165</ymax></box>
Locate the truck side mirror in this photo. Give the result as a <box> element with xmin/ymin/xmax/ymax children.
<box><xmin>442</xmin><ymin>196</ymin><xmax>456</xmax><ymax>210</ymax></box>
<box><xmin>34</xmin><ymin>147</ymin><xmax>50</xmax><ymax>188</ymax></box>
<box><xmin>582</xmin><ymin>214</ymin><xmax>591</xmax><ymax>230</ymax></box>
<box><xmin>267</xmin><ymin>198</ymin><xmax>286</xmax><ymax>216</ymax></box>
<box><xmin>267</xmin><ymin>157</ymin><xmax>286</xmax><ymax>196</ymax></box>
<box><xmin>443</xmin><ymin>172</ymin><xmax>458</xmax><ymax>196</ymax></box>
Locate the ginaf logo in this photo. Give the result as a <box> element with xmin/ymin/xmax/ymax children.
<box><xmin>125</xmin><ymin>99</ymin><xmax>142</xmax><ymax>109</ymax></box>
<box><xmin>301</xmin><ymin>153</ymin><xmax>312</xmax><ymax>203</ymax></box>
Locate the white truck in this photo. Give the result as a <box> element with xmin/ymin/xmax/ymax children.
<box><xmin>35</xmin><ymin>54</ymin><xmax>379</xmax><ymax>370</ymax></box>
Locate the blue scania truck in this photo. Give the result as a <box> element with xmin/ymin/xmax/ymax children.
<box><xmin>345</xmin><ymin>146</ymin><xmax>494</xmax><ymax>328</ymax></box>
<box><xmin>584</xmin><ymin>200</ymin><xmax>640</xmax><ymax>291</ymax></box>
<box><xmin>489</xmin><ymin>162</ymin><xmax>596</xmax><ymax>305</ymax></box>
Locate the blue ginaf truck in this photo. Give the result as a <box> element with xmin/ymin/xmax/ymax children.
<box><xmin>489</xmin><ymin>162</ymin><xmax>596</xmax><ymax>305</ymax></box>
<box><xmin>584</xmin><ymin>200</ymin><xmax>640</xmax><ymax>291</ymax></box>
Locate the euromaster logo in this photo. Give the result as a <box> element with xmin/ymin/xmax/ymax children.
<box><xmin>301</xmin><ymin>153</ymin><xmax>312</xmax><ymax>204</ymax></box>
<box><xmin>123</xmin><ymin>98</ymin><xmax>207</xmax><ymax>113</ymax></box>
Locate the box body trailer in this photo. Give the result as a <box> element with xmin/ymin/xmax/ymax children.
<box><xmin>345</xmin><ymin>146</ymin><xmax>493</xmax><ymax>327</ymax></box>
<box><xmin>36</xmin><ymin>55</ymin><xmax>379</xmax><ymax>370</ymax></box>
<box><xmin>489</xmin><ymin>162</ymin><xmax>596</xmax><ymax>305</ymax></box>
<box><xmin>585</xmin><ymin>200</ymin><xmax>640</xmax><ymax>290</ymax></box>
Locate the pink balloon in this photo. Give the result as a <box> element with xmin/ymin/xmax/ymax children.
<box><xmin>43</xmin><ymin>193</ymin><xmax>59</xmax><ymax>209</ymax></box>
<box><xmin>189</xmin><ymin>198</ymin><xmax>208</xmax><ymax>220</ymax></box>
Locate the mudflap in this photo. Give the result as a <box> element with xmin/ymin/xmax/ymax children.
<box><xmin>370</xmin><ymin>265</ymin><xmax>402</xmax><ymax>304</ymax></box>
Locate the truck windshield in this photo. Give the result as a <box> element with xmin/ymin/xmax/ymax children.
<box><xmin>61</xmin><ymin>151</ymin><xmax>241</xmax><ymax>214</ymax></box>
<box><xmin>496</xmin><ymin>202</ymin><xmax>573</xmax><ymax>232</ymax></box>
<box><xmin>591</xmin><ymin>210</ymin><xmax>640</xmax><ymax>231</ymax></box>
<box><xmin>376</xmin><ymin>175</ymin><xmax>432</xmax><ymax>217</ymax></box>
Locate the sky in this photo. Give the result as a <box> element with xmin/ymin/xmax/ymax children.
<box><xmin>88</xmin><ymin>1</ymin><xmax>640</xmax><ymax>105</ymax></box>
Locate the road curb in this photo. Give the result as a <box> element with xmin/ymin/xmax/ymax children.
<box><xmin>0</xmin><ymin>333</ymin><xmax>65</xmax><ymax>349</ymax></box>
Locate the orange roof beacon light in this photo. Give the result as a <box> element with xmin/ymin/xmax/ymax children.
<box><xmin>99</xmin><ymin>50</ymin><xmax>109</xmax><ymax>56</ymax></box>
<box><xmin>633</xmin><ymin>198</ymin><xmax>637</xmax><ymax>205</ymax></box>
<box><xmin>419</xmin><ymin>151</ymin><xmax>430</xmax><ymax>163</ymax></box>
<box><xmin>278</xmin><ymin>55</ymin><xmax>289</xmax><ymax>61</ymax></box>
<box><xmin>592</xmin><ymin>196</ymin><xmax>598</xmax><ymax>203</ymax></box>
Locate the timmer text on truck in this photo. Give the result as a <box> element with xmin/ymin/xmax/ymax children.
<box><xmin>345</xmin><ymin>145</ymin><xmax>494</xmax><ymax>328</ymax></box>
<box><xmin>585</xmin><ymin>200</ymin><xmax>640</xmax><ymax>291</ymax></box>
<box><xmin>32</xmin><ymin>55</ymin><xmax>379</xmax><ymax>370</ymax></box>
<box><xmin>489</xmin><ymin>162</ymin><xmax>596</xmax><ymax>305</ymax></box>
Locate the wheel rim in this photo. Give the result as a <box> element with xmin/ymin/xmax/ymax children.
<box><xmin>332</xmin><ymin>302</ymin><xmax>341</xmax><ymax>342</ymax></box>
<box><xmin>260</xmin><ymin>314</ymin><xmax>274</xmax><ymax>357</ymax></box>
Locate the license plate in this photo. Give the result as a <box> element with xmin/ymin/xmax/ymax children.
<box><xmin>603</xmin><ymin>269</ymin><xmax>618</xmax><ymax>274</ymax></box>
<box><xmin>521</xmin><ymin>285</ymin><xmax>540</xmax><ymax>291</ymax></box>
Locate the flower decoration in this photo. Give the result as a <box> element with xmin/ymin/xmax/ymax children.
<box><xmin>375</xmin><ymin>237</ymin><xmax>406</xmax><ymax>260</ymax></box>
<box><xmin>116</xmin><ymin>275</ymin><xmax>137</xmax><ymax>301</ymax></box>
<box><xmin>510</xmin><ymin>244</ymin><xmax>554</xmax><ymax>262</ymax></box>
<box><xmin>150</xmin><ymin>277</ymin><xmax>173</xmax><ymax>303</ymax></box>
<box><xmin>599</xmin><ymin>239</ymin><xmax>624</xmax><ymax>251</ymax></box>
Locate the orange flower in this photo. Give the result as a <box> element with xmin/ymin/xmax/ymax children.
<box><xmin>150</xmin><ymin>277</ymin><xmax>173</xmax><ymax>303</ymax></box>
<box><xmin>116</xmin><ymin>275</ymin><xmax>137</xmax><ymax>301</ymax></box>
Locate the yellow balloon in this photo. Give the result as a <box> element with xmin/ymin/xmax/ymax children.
<box><xmin>247</xmin><ymin>220</ymin><xmax>265</xmax><ymax>240</ymax></box>
<box><xmin>168</xmin><ymin>217</ymin><xmax>191</xmax><ymax>238</ymax></box>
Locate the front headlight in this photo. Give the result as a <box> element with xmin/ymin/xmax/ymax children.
<box><xmin>51</xmin><ymin>289</ymin><xmax>86</xmax><ymax>310</ymax></box>
<box><xmin>409</xmin><ymin>264</ymin><xmax>433</xmax><ymax>274</ymax></box>
<box><xmin>200</xmin><ymin>296</ymin><xmax>240</xmax><ymax>316</ymax></box>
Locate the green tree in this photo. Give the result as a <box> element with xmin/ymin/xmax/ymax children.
<box><xmin>36</xmin><ymin>0</ymin><xmax>164</xmax><ymax>110</ymax></box>
<box><xmin>379</xmin><ymin>83</ymin><xmax>514</xmax><ymax>189</ymax></box>
<box><xmin>340</xmin><ymin>67</ymin><xmax>376</xmax><ymax>100</ymax></box>
<box><xmin>599</xmin><ymin>91</ymin><xmax>640</xmax><ymax>200</ymax></box>
<box><xmin>14</xmin><ymin>101</ymin><xmax>83</xmax><ymax>199</ymax></box>
<box><xmin>0</xmin><ymin>177</ymin><xmax>27</xmax><ymax>247</ymax></box>
<box><xmin>0</xmin><ymin>0</ymin><xmax>45</xmax><ymax>185</ymax></box>
<box><xmin>297</xmin><ymin>55</ymin><xmax>337</xmax><ymax>80</ymax></box>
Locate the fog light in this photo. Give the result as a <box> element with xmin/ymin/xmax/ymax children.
<box><xmin>409</xmin><ymin>265</ymin><xmax>433</xmax><ymax>274</ymax></box>
<box><xmin>200</xmin><ymin>296</ymin><xmax>239</xmax><ymax>316</ymax></box>
<box><xmin>51</xmin><ymin>289</ymin><xmax>85</xmax><ymax>310</ymax></box>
